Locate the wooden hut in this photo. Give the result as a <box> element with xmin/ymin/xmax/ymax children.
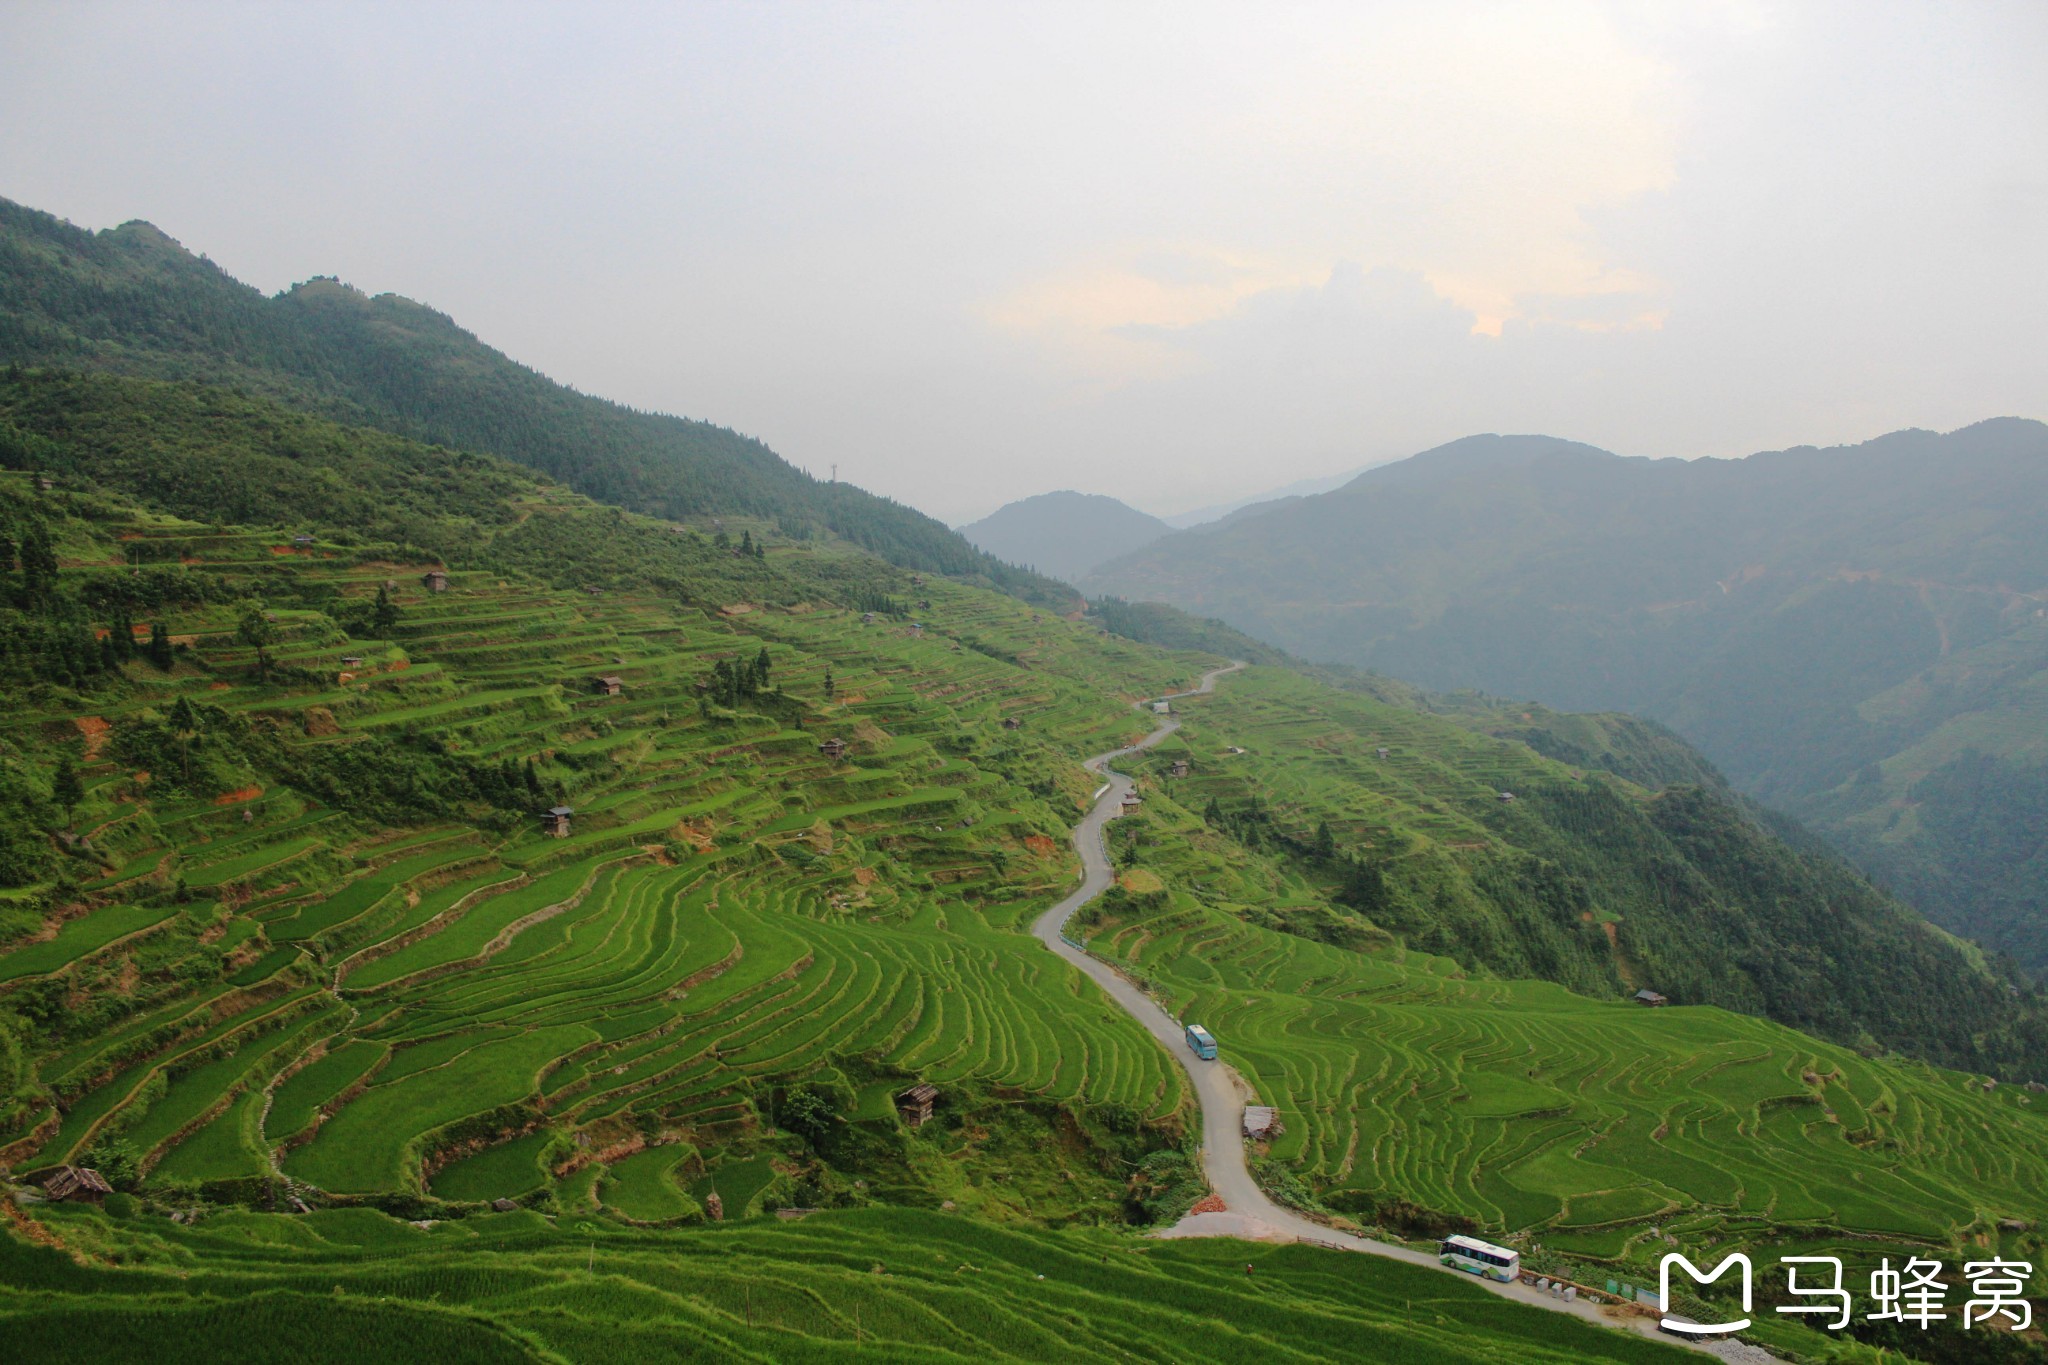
<box><xmin>591</xmin><ymin>675</ymin><xmax>624</xmax><ymax>697</ymax></box>
<box><xmin>1120</xmin><ymin>791</ymin><xmax>1142</xmax><ymax>810</ymax></box>
<box><xmin>1498</xmin><ymin>790</ymin><xmax>1516</xmax><ymax>802</ymax></box>
<box><xmin>422</xmin><ymin>569</ymin><xmax>449</xmax><ymax>593</ymax></box>
<box><xmin>1001</xmin><ymin>716</ymin><xmax>1022</xmax><ymax>731</ymax></box>
<box><xmin>818</xmin><ymin>737</ymin><xmax>849</xmax><ymax>759</ymax></box>
<box><xmin>1169</xmin><ymin>759</ymin><xmax>1190</xmax><ymax>778</ymax></box>
<box><xmin>1633</xmin><ymin>989</ymin><xmax>1668</xmax><ymax>1007</ymax></box>
<box><xmin>1375</xmin><ymin>746</ymin><xmax>1390</xmax><ymax>760</ymax></box>
<box><xmin>543</xmin><ymin>805</ymin><xmax>574</xmax><ymax>838</ymax></box>
<box><xmin>291</xmin><ymin>534</ymin><xmax>315</xmax><ymax>546</ymax></box>
<box><xmin>341</xmin><ymin>655</ymin><xmax>365</xmax><ymax>668</ymax></box>
<box><xmin>41</xmin><ymin>1166</ymin><xmax>113</xmax><ymax>1205</ymax></box>
<box><xmin>897</xmin><ymin>1083</ymin><xmax>939</xmax><ymax>1128</ymax></box>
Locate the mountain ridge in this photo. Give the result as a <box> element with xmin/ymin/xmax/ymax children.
<box><xmin>1086</xmin><ymin>417</ymin><xmax>2048</xmax><ymax>970</ymax></box>
<box><xmin>0</xmin><ymin>196</ymin><xmax>1076</xmax><ymax>610</ymax></box>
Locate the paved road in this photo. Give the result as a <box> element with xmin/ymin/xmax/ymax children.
<box><xmin>1031</xmin><ymin>662</ymin><xmax>1725</xmax><ymax>1358</ymax></box>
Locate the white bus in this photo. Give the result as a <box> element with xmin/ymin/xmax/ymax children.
<box><xmin>1440</xmin><ymin>1235</ymin><xmax>1521</xmax><ymax>1283</ymax></box>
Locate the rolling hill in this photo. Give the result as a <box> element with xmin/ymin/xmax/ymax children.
<box><xmin>957</xmin><ymin>491</ymin><xmax>1172</xmax><ymax>584</ymax></box>
<box><xmin>0</xmin><ymin>195</ymin><xmax>1073</xmax><ymax>610</ymax></box>
<box><xmin>2</xmin><ymin>236</ymin><xmax>2046</xmax><ymax>1360</ymax></box>
<box><xmin>1086</xmin><ymin>425</ymin><xmax>2048</xmax><ymax>974</ymax></box>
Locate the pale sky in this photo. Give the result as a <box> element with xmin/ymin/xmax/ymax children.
<box><xmin>3</xmin><ymin>1</ymin><xmax>2044</xmax><ymax>523</ymax></box>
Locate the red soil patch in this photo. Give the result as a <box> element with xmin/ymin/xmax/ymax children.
<box><xmin>213</xmin><ymin>786</ymin><xmax>263</xmax><ymax>806</ymax></box>
<box><xmin>1023</xmin><ymin>835</ymin><xmax>1057</xmax><ymax>857</ymax></box>
<box><xmin>74</xmin><ymin>715</ymin><xmax>111</xmax><ymax>759</ymax></box>
<box><xmin>1188</xmin><ymin>1193</ymin><xmax>1228</xmax><ymax>1215</ymax></box>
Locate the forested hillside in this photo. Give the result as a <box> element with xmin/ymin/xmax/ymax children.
<box><xmin>1087</xmin><ymin>427</ymin><xmax>2048</xmax><ymax>973</ymax></box>
<box><xmin>0</xmin><ymin>196</ymin><xmax>1072</xmax><ymax>608</ymax></box>
<box><xmin>2</xmin><ymin>372</ymin><xmax>2046</xmax><ymax>1362</ymax></box>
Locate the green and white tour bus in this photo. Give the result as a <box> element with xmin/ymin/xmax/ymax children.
<box><xmin>1439</xmin><ymin>1234</ymin><xmax>1520</xmax><ymax>1282</ymax></box>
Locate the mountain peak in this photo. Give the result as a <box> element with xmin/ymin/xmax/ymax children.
<box><xmin>959</xmin><ymin>490</ymin><xmax>1173</xmax><ymax>584</ymax></box>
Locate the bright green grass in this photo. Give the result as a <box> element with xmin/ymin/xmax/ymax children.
<box><xmin>599</xmin><ymin>1144</ymin><xmax>698</xmax><ymax>1221</ymax></box>
<box><xmin>0</xmin><ymin>1204</ymin><xmax>1693</xmax><ymax>1364</ymax></box>
<box><xmin>430</xmin><ymin>1131</ymin><xmax>553</xmax><ymax>1202</ymax></box>
<box><xmin>0</xmin><ymin>903</ymin><xmax>180</xmax><ymax>981</ymax></box>
<box><xmin>285</xmin><ymin>1025</ymin><xmax>593</xmax><ymax>1193</ymax></box>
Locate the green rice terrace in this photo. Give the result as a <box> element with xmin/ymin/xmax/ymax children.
<box><xmin>0</xmin><ymin>380</ymin><xmax>2043</xmax><ymax>1361</ymax></box>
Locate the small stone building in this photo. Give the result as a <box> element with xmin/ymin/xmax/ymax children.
<box><xmin>490</xmin><ymin>1197</ymin><xmax>519</xmax><ymax>1212</ymax></box>
<box><xmin>422</xmin><ymin>569</ymin><xmax>449</xmax><ymax>592</ymax></box>
<box><xmin>1169</xmin><ymin>759</ymin><xmax>1190</xmax><ymax>778</ymax></box>
<box><xmin>543</xmin><ymin>805</ymin><xmax>574</xmax><ymax>838</ymax></box>
<box><xmin>898</xmin><ymin>1083</ymin><xmax>939</xmax><ymax>1128</ymax></box>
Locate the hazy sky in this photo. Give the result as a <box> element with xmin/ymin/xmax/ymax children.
<box><xmin>3</xmin><ymin>2</ymin><xmax>2044</xmax><ymax>523</ymax></box>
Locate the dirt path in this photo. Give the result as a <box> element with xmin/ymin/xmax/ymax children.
<box><xmin>1032</xmin><ymin>661</ymin><xmax>1730</xmax><ymax>1358</ymax></box>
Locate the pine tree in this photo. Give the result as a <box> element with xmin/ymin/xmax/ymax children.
<box><xmin>17</xmin><ymin>522</ymin><xmax>57</xmax><ymax>600</ymax></box>
<box><xmin>372</xmin><ymin>584</ymin><xmax>399</xmax><ymax>633</ymax></box>
<box><xmin>754</xmin><ymin>647</ymin><xmax>772</xmax><ymax>690</ymax></box>
<box><xmin>1313</xmin><ymin>820</ymin><xmax>1336</xmax><ymax>861</ymax></box>
<box><xmin>51</xmin><ymin>755</ymin><xmax>84</xmax><ymax>820</ymax></box>
<box><xmin>237</xmin><ymin>603</ymin><xmax>279</xmax><ymax>683</ymax></box>
<box><xmin>147</xmin><ymin>621</ymin><xmax>175</xmax><ymax>671</ymax></box>
<box><xmin>823</xmin><ymin>668</ymin><xmax>835</xmax><ymax>701</ymax></box>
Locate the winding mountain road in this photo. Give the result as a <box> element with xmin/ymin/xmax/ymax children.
<box><xmin>1032</xmin><ymin>662</ymin><xmax>1733</xmax><ymax>1358</ymax></box>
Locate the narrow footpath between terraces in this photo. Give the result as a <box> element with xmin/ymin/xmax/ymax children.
<box><xmin>1032</xmin><ymin>661</ymin><xmax>1750</xmax><ymax>1360</ymax></box>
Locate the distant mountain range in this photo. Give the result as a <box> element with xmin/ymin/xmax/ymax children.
<box><xmin>957</xmin><ymin>491</ymin><xmax>1174</xmax><ymax>582</ymax></box>
<box><xmin>1084</xmin><ymin>427</ymin><xmax>2048</xmax><ymax>972</ymax></box>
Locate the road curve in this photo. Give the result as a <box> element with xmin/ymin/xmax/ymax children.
<box><xmin>1031</xmin><ymin>662</ymin><xmax>1720</xmax><ymax>1357</ymax></box>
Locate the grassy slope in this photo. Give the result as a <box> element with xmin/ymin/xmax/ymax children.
<box><xmin>0</xmin><ymin>382</ymin><xmax>2042</xmax><ymax>1360</ymax></box>
<box><xmin>0</xmin><ymin>1204</ymin><xmax>1695</xmax><ymax>1364</ymax></box>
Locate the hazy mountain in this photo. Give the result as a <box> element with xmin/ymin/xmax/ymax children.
<box><xmin>0</xmin><ymin>196</ymin><xmax>1073</xmax><ymax>609</ymax></box>
<box><xmin>958</xmin><ymin>490</ymin><xmax>1174</xmax><ymax>583</ymax></box>
<box><xmin>1160</xmin><ymin>465</ymin><xmax>1371</xmax><ymax>529</ymax></box>
<box><xmin>1089</xmin><ymin>425</ymin><xmax>2048</xmax><ymax>971</ymax></box>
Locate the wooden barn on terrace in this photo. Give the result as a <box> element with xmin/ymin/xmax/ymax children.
<box><xmin>1634</xmin><ymin>989</ymin><xmax>1668</xmax><ymax>1007</ymax></box>
<box><xmin>543</xmin><ymin>805</ymin><xmax>574</xmax><ymax>838</ymax></box>
<box><xmin>818</xmin><ymin>737</ymin><xmax>849</xmax><ymax>759</ymax></box>
<box><xmin>591</xmin><ymin>675</ymin><xmax>624</xmax><ymax>697</ymax></box>
<box><xmin>898</xmin><ymin>1083</ymin><xmax>939</xmax><ymax>1128</ymax></box>
<box><xmin>422</xmin><ymin>569</ymin><xmax>449</xmax><ymax>593</ymax></box>
<box><xmin>41</xmin><ymin>1166</ymin><xmax>113</xmax><ymax>1205</ymax></box>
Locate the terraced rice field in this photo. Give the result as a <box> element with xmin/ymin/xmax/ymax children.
<box><xmin>3</xmin><ymin>1203</ymin><xmax>1691</xmax><ymax>1363</ymax></box>
<box><xmin>7</xmin><ymin>478</ymin><xmax>2041</xmax><ymax>1348</ymax></box>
